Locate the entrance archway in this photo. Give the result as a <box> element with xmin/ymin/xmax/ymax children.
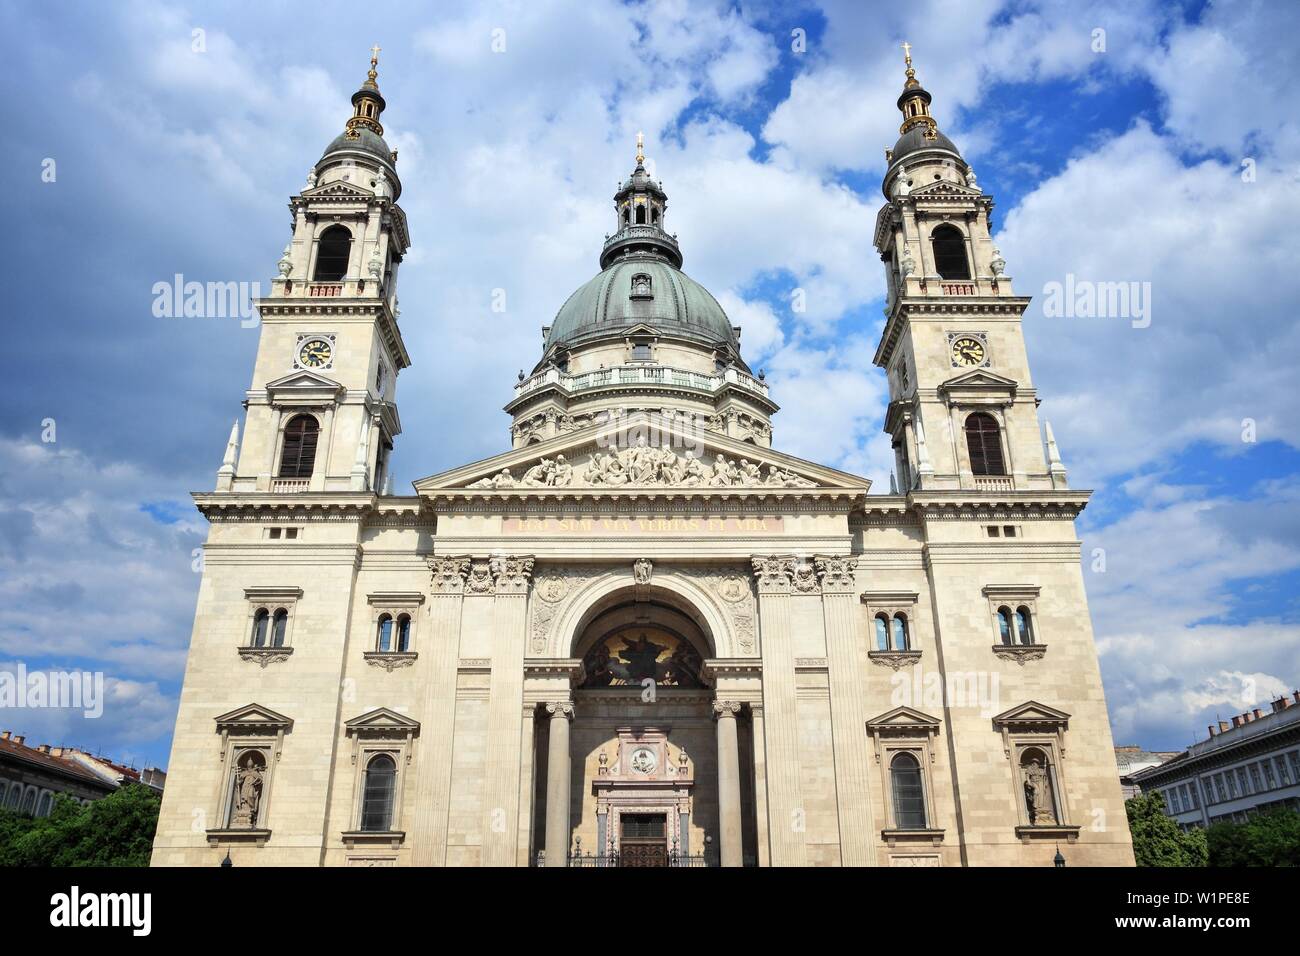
<box><xmin>533</xmin><ymin>585</ymin><xmax>754</xmax><ymax>866</ymax></box>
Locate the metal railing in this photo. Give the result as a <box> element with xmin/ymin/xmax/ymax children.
<box><xmin>514</xmin><ymin>363</ymin><xmax>768</xmax><ymax>400</ymax></box>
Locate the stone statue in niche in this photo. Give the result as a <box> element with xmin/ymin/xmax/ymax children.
<box><xmin>1023</xmin><ymin>756</ymin><xmax>1056</xmax><ymax>825</ymax></box>
<box><xmin>231</xmin><ymin>752</ymin><xmax>264</xmax><ymax>828</ymax></box>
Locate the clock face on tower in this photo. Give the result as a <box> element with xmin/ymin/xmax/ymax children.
<box><xmin>297</xmin><ymin>338</ymin><xmax>333</xmax><ymax>369</ymax></box>
<box><xmin>950</xmin><ymin>336</ymin><xmax>986</xmax><ymax>367</ymax></box>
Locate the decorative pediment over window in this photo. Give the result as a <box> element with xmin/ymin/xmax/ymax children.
<box><xmin>301</xmin><ymin>180</ymin><xmax>375</xmax><ymax>201</ymax></box>
<box><xmin>344</xmin><ymin>708</ymin><xmax>420</xmax><ymax>765</ymax></box>
<box><xmin>908</xmin><ymin>180</ymin><xmax>984</xmax><ymax>201</ymax></box>
<box><xmin>866</xmin><ymin>706</ymin><xmax>941</xmax><ymax>738</ymax></box>
<box><xmin>938</xmin><ymin>368</ymin><xmax>1018</xmax><ymax>404</ymax></box>
<box><xmin>214</xmin><ymin>704</ymin><xmax>293</xmax><ymax>765</ymax></box>
<box><xmin>992</xmin><ymin>700</ymin><xmax>1070</xmax><ymax>731</ymax></box>
<box><xmin>265</xmin><ymin>370</ymin><xmax>345</xmax><ymax>406</ymax></box>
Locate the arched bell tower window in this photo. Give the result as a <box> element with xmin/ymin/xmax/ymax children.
<box><xmin>278</xmin><ymin>415</ymin><xmax>319</xmax><ymax>479</ymax></box>
<box><xmin>635</xmin><ymin>204</ymin><xmax>647</xmax><ymax>225</ymax></box>
<box><xmin>313</xmin><ymin>224</ymin><xmax>352</xmax><ymax>281</ymax></box>
<box><xmin>931</xmin><ymin>224</ymin><xmax>970</xmax><ymax>280</ymax></box>
<box><xmin>964</xmin><ymin>412</ymin><xmax>1006</xmax><ymax>476</ymax></box>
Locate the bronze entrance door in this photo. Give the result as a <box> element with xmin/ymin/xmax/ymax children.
<box><xmin>619</xmin><ymin>813</ymin><xmax>668</xmax><ymax>867</ymax></box>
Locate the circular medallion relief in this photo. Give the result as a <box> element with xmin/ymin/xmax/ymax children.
<box><xmin>630</xmin><ymin>747</ymin><xmax>657</xmax><ymax>775</ymax></box>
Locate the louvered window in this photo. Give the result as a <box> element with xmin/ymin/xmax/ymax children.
<box><xmin>965</xmin><ymin>413</ymin><xmax>1005</xmax><ymax>476</ymax></box>
<box><xmin>278</xmin><ymin>415</ymin><xmax>319</xmax><ymax>478</ymax></box>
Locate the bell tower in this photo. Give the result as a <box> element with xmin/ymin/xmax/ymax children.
<box><xmin>873</xmin><ymin>45</ymin><xmax>1067</xmax><ymax>493</ymax></box>
<box><xmin>217</xmin><ymin>47</ymin><xmax>412</xmax><ymax>495</ymax></box>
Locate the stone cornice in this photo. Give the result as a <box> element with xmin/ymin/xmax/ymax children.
<box><xmin>253</xmin><ymin>296</ymin><xmax>410</xmax><ymax>370</ymax></box>
<box><xmin>193</xmin><ymin>491</ymin><xmax>381</xmax><ymax>521</ymax></box>
<box><xmin>908</xmin><ymin>489</ymin><xmax>1092</xmax><ymax>519</ymax></box>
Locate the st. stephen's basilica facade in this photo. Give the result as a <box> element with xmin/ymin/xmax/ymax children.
<box><xmin>152</xmin><ymin>49</ymin><xmax>1135</xmax><ymax>867</ymax></box>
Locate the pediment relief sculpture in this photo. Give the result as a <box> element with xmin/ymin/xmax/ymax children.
<box><xmin>467</xmin><ymin>442</ymin><xmax>816</xmax><ymax>490</ymax></box>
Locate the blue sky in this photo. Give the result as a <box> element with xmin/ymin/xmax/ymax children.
<box><xmin>1</xmin><ymin>0</ymin><xmax>1297</xmax><ymax>769</ymax></box>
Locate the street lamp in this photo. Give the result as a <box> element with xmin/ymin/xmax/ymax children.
<box><xmin>1053</xmin><ymin>846</ymin><xmax>1066</xmax><ymax>868</ymax></box>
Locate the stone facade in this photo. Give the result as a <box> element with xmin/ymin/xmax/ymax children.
<box><xmin>151</xmin><ymin>50</ymin><xmax>1134</xmax><ymax>867</ymax></box>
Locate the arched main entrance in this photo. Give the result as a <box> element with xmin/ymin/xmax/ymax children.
<box><xmin>532</xmin><ymin>584</ymin><xmax>756</xmax><ymax>867</ymax></box>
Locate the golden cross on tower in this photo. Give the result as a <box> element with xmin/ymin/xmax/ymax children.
<box><xmin>636</xmin><ymin>131</ymin><xmax>645</xmax><ymax>165</ymax></box>
<box><xmin>370</xmin><ymin>44</ymin><xmax>382</xmax><ymax>68</ymax></box>
<box><xmin>901</xmin><ymin>41</ymin><xmax>912</xmax><ymax>67</ymax></box>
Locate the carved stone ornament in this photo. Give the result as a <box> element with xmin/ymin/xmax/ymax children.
<box><xmin>364</xmin><ymin>652</ymin><xmax>417</xmax><ymax>672</ymax></box>
<box><xmin>815</xmin><ymin>555</ymin><xmax>858</xmax><ymax>593</ymax></box>
<box><xmin>712</xmin><ymin>700</ymin><xmax>743</xmax><ymax>718</ymax></box>
<box><xmin>238</xmin><ymin>647</ymin><xmax>293</xmax><ymax>668</ymax></box>
<box><xmin>633</xmin><ymin>557</ymin><xmax>653</xmax><ymax>585</ymax></box>
<box><xmin>868</xmin><ymin>650</ymin><xmax>923</xmax><ymax>671</ymax></box>
<box><xmin>791</xmin><ymin>561</ymin><xmax>819</xmax><ymax>593</ymax></box>
<box><xmin>545</xmin><ymin>701</ymin><xmax>575</xmax><ymax>720</ymax></box>
<box><xmin>466</xmin><ymin>561</ymin><xmax>494</xmax><ymax>594</ymax></box>
<box><xmin>992</xmin><ymin>644</ymin><xmax>1047</xmax><ymax>665</ymax></box>
<box><xmin>467</xmin><ymin>442</ymin><xmax>816</xmax><ymax>490</ymax></box>
<box><xmin>490</xmin><ymin>555</ymin><xmax>535</xmax><ymax>594</ymax></box>
<box><xmin>428</xmin><ymin>555</ymin><xmax>471</xmax><ymax>593</ymax></box>
<box><xmin>751</xmin><ymin>555</ymin><xmax>795</xmax><ymax>592</ymax></box>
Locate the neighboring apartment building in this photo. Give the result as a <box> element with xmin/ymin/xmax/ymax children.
<box><xmin>0</xmin><ymin>733</ymin><xmax>117</xmax><ymax>816</ymax></box>
<box><xmin>1130</xmin><ymin>693</ymin><xmax>1300</xmax><ymax>828</ymax></box>
<box><xmin>1116</xmin><ymin>745</ymin><xmax>1179</xmax><ymax>799</ymax></box>
<box><xmin>50</xmin><ymin>747</ymin><xmax>167</xmax><ymax>796</ymax></box>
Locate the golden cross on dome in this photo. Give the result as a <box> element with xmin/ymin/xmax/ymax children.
<box><xmin>901</xmin><ymin>41</ymin><xmax>912</xmax><ymax>67</ymax></box>
<box><xmin>636</xmin><ymin>131</ymin><xmax>645</xmax><ymax>165</ymax></box>
<box><xmin>370</xmin><ymin>44</ymin><xmax>382</xmax><ymax>68</ymax></box>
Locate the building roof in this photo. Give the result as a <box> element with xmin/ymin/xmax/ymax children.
<box><xmin>0</xmin><ymin>736</ymin><xmax>115</xmax><ymax>791</ymax></box>
<box><xmin>543</xmin><ymin>256</ymin><xmax>739</xmax><ymax>357</ymax></box>
<box><xmin>1131</xmin><ymin>695</ymin><xmax>1300</xmax><ymax>784</ymax></box>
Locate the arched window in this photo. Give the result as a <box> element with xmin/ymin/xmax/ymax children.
<box><xmin>997</xmin><ymin>607</ymin><xmax>1013</xmax><ymax>645</ymax></box>
<box><xmin>250</xmin><ymin>608</ymin><xmax>269</xmax><ymax>648</ymax></box>
<box><xmin>635</xmin><ymin>204</ymin><xmax>647</xmax><ymax>225</ymax></box>
<box><xmin>20</xmin><ymin>788</ymin><xmax>36</xmax><ymax>815</ymax></box>
<box><xmin>875</xmin><ymin>615</ymin><xmax>890</xmax><ymax>651</ymax></box>
<box><xmin>622</xmin><ymin>207</ymin><xmax>630</xmax><ymax>226</ymax></box>
<box><xmin>377</xmin><ymin>614</ymin><xmax>393</xmax><ymax>652</ymax></box>
<box><xmin>892</xmin><ymin>614</ymin><xmax>910</xmax><ymax>651</ymax></box>
<box><xmin>360</xmin><ymin>754</ymin><xmax>397</xmax><ymax>831</ymax></box>
<box><xmin>6</xmin><ymin>786</ymin><xmax>20</xmax><ymax>809</ymax></box>
<box><xmin>278</xmin><ymin>414</ymin><xmax>319</xmax><ymax>479</ymax></box>
<box><xmin>396</xmin><ymin>615</ymin><xmax>411</xmax><ymax>652</ymax></box>
<box><xmin>651</xmin><ymin>207</ymin><xmax>660</xmax><ymax>224</ymax></box>
<box><xmin>313</xmin><ymin>224</ymin><xmax>352</xmax><ymax>281</ymax></box>
<box><xmin>931</xmin><ymin>224</ymin><xmax>970</xmax><ymax>280</ymax></box>
<box><xmin>1015</xmin><ymin>606</ymin><xmax>1034</xmax><ymax>646</ymax></box>
<box><xmin>890</xmin><ymin>752</ymin><xmax>927</xmax><ymax>829</ymax></box>
<box><xmin>964</xmin><ymin>413</ymin><xmax>1006</xmax><ymax>476</ymax></box>
<box><xmin>36</xmin><ymin>792</ymin><xmax>53</xmax><ymax>817</ymax></box>
<box><xmin>271</xmin><ymin>609</ymin><xmax>288</xmax><ymax>647</ymax></box>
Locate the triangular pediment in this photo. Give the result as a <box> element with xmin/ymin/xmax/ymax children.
<box><xmin>940</xmin><ymin>368</ymin><xmax>1019</xmax><ymax>390</ymax></box>
<box><xmin>265</xmin><ymin>370</ymin><xmax>343</xmax><ymax>391</ymax></box>
<box><xmin>344</xmin><ymin>707</ymin><xmax>420</xmax><ymax>734</ymax></box>
<box><xmin>301</xmin><ymin>180</ymin><xmax>374</xmax><ymax>200</ymax></box>
<box><xmin>866</xmin><ymin>705</ymin><xmax>941</xmax><ymax>733</ymax></box>
<box><xmin>413</xmin><ymin>411</ymin><xmax>870</xmax><ymax>494</ymax></box>
<box><xmin>910</xmin><ymin>179</ymin><xmax>983</xmax><ymax>199</ymax></box>
<box><xmin>992</xmin><ymin>700</ymin><xmax>1071</xmax><ymax>728</ymax></box>
<box><xmin>214</xmin><ymin>703</ymin><xmax>294</xmax><ymax>731</ymax></box>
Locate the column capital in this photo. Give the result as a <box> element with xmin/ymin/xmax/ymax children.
<box><xmin>815</xmin><ymin>554</ymin><xmax>858</xmax><ymax>594</ymax></box>
<box><xmin>427</xmin><ymin>555</ymin><xmax>471</xmax><ymax>594</ymax></box>
<box><xmin>490</xmin><ymin>554</ymin><xmax>535</xmax><ymax>594</ymax></box>
<box><xmin>545</xmin><ymin>700</ymin><xmax>575</xmax><ymax>720</ymax></box>
<box><xmin>752</xmin><ymin>555</ymin><xmax>821</xmax><ymax>594</ymax></box>
<box><xmin>712</xmin><ymin>700</ymin><xmax>743</xmax><ymax>719</ymax></box>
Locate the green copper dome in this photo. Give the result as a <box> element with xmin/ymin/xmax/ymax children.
<box><xmin>543</xmin><ymin>256</ymin><xmax>739</xmax><ymax>356</ymax></box>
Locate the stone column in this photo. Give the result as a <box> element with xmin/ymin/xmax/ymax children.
<box><xmin>543</xmin><ymin>701</ymin><xmax>574</xmax><ymax>867</ymax></box>
<box><xmin>817</xmin><ymin>555</ymin><xmax>877</xmax><ymax>866</ymax></box>
<box><xmin>412</xmin><ymin>557</ymin><xmax>470</xmax><ymax>866</ymax></box>
<box><xmin>481</xmin><ymin>555</ymin><xmax>533</xmax><ymax>867</ymax></box>
<box><xmin>752</xmin><ymin>556</ymin><xmax>807</xmax><ymax>866</ymax></box>
<box><xmin>714</xmin><ymin>700</ymin><xmax>744</xmax><ymax>867</ymax></box>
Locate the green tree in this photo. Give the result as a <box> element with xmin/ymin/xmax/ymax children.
<box><xmin>0</xmin><ymin>784</ymin><xmax>160</xmax><ymax>867</ymax></box>
<box><xmin>1207</xmin><ymin>808</ymin><xmax>1300</xmax><ymax>867</ymax></box>
<box><xmin>1126</xmin><ymin>792</ymin><xmax>1208</xmax><ymax>866</ymax></box>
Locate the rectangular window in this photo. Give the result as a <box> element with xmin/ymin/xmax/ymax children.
<box><xmin>1003</xmin><ymin>525</ymin><xmax>1017</xmax><ymax>537</ymax></box>
<box><xmin>987</xmin><ymin>525</ymin><xmax>1000</xmax><ymax>537</ymax></box>
<box><xmin>267</xmin><ymin>527</ymin><xmax>282</xmax><ymax>539</ymax></box>
<box><xmin>1250</xmin><ymin>764</ymin><xmax>1264</xmax><ymax>793</ymax></box>
<box><xmin>1263</xmin><ymin>760</ymin><xmax>1277</xmax><ymax>788</ymax></box>
<box><xmin>1275</xmin><ymin>756</ymin><xmax>1291</xmax><ymax>786</ymax></box>
<box><xmin>631</xmin><ymin>344</ymin><xmax>652</xmax><ymax>361</ymax></box>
